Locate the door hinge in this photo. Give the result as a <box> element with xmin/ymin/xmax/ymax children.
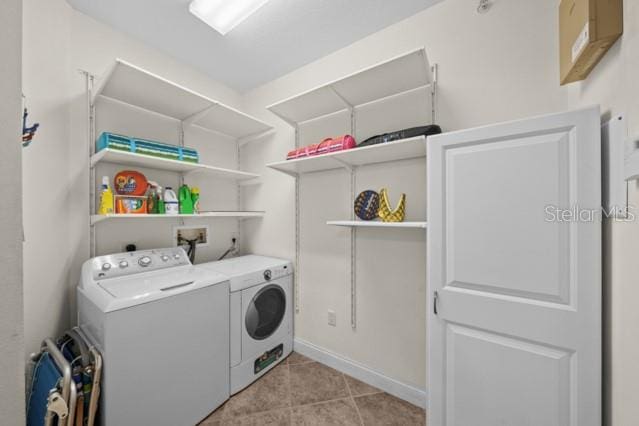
<box><xmin>434</xmin><ymin>291</ymin><xmax>439</xmax><ymax>315</ymax></box>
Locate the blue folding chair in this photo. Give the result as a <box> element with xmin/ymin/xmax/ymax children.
<box><xmin>27</xmin><ymin>339</ymin><xmax>76</xmax><ymax>426</ymax></box>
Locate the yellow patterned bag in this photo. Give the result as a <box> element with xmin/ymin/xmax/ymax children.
<box><xmin>378</xmin><ymin>188</ymin><xmax>406</xmax><ymax>222</ymax></box>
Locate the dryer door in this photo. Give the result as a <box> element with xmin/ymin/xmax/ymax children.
<box><xmin>245</xmin><ymin>284</ymin><xmax>286</xmax><ymax>341</ymax></box>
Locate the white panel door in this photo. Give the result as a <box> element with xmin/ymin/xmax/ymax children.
<box><xmin>427</xmin><ymin>107</ymin><xmax>601</xmax><ymax>426</ymax></box>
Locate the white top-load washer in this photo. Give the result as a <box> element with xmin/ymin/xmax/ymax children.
<box><xmin>198</xmin><ymin>255</ymin><xmax>293</xmax><ymax>394</ymax></box>
<box><xmin>78</xmin><ymin>247</ymin><xmax>230</xmax><ymax>426</ymax></box>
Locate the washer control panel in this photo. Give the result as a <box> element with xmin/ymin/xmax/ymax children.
<box><xmin>92</xmin><ymin>248</ymin><xmax>190</xmax><ymax>280</ymax></box>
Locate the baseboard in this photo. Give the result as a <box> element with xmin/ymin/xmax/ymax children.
<box><xmin>293</xmin><ymin>338</ymin><xmax>427</xmax><ymax>409</ymax></box>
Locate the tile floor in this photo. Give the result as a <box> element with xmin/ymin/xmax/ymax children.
<box><xmin>199</xmin><ymin>352</ymin><xmax>426</xmax><ymax>425</ymax></box>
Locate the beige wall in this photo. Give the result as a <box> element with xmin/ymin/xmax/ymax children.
<box><xmin>241</xmin><ymin>0</ymin><xmax>639</xmax><ymax>422</ymax></box>
<box><xmin>22</xmin><ymin>0</ymin><xmax>73</xmax><ymax>361</ymax></box>
<box><xmin>0</xmin><ymin>0</ymin><xmax>24</xmax><ymax>421</ymax></box>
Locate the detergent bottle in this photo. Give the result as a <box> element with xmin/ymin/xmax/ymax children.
<box><xmin>164</xmin><ymin>187</ymin><xmax>179</xmax><ymax>215</ymax></box>
<box><xmin>191</xmin><ymin>187</ymin><xmax>200</xmax><ymax>214</ymax></box>
<box><xmin>157</xmin><ymin>185</ymin><xmax>166</xmax><ymax>214</ymax></box>
<box><xmin>98</xmin><ymin>176</ymin><xmax>114</xmax><ymax>215</ymax></box>
<box><xmin>146</xmin><ymin>181</ymin><xmax>160</xmax><ymax>214</ymax></box>
<box><xmin>179</xmin><ymin>184</ymin><xmax>193</xmax><ymax>214</ymax></box>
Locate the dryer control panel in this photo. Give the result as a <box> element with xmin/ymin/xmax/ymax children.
<box><xmin>240</xmin><ymin>264</ymin><xmax>291</xmax><ymax>288</ymax></box>
<box><xmin>90</xmin><ymin>247</ymin><xmax>190</xmax><ymax>280</ymax></box>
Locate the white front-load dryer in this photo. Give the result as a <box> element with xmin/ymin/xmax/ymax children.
<box><xmin>198</xmin><ymin>255</ymin><xmax>293</xmax><ymax>394</ymax></box>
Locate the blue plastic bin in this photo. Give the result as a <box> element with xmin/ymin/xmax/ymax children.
<box><xmin>96</xmin><ymin>132</ymin><xmax>199</xmax><ymax>163</ymax></box>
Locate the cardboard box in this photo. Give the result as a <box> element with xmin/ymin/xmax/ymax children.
<box><xmin>559</xmin><ymin>0</ymin><xmax>623</xmax><ymax>85</ymax></box>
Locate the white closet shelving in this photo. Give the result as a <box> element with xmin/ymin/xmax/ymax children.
<box><xmin>326</xmin><ymin>221</ymin><xmax>428</xmax><ymax>229</ymax></box>
<box><xmin>91</xmin><ymin>211</ymin><xmax>265</xmax><ymax>225</ymax></box>
<box><xmin>266</xmin><ymin>48</ymin><xmax>433</xmax><ymax>223</ymax></box>
<box><xmin>265</xmin><ymin>47</ymin><xmax>435</xmax><ymax>329</ymax></box>
<box><xmin>267</xmin><ymin>48</ymin><xmax>432</xmax><ymax>125</ymax></box>
<box><xmin>267</xmin><ymin>135</ymin><xmax>426</xmax><ymax>176</ymax></box>
<box><xmin>91</xmin><ymin>149</ymin><xmax>259</xmax><ymax>180</ymax></box>
<box><xmin>92</xmin><ymin>59</ymin><xmax>272</xmax><ymax>139</ymax></box>
<box><xmin>86</xmin><ymin>60</ymin><xmax>273</xmax><ymax>255</ymax></box>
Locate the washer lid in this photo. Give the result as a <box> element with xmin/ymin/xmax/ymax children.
<box><xmin>83</xmin><ymin>266</ymin><xmax>229</xmax><ymax>312</ymax></box>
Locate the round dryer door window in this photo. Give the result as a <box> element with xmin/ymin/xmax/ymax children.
<box><xmin>245</xmin><ymin>284</ymin><xmax>286</xmax><ymax>341</ymax></box>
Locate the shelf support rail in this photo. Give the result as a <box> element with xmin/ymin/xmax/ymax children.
<box><xmin>82</xmin><ymin>69</ymin><xmax>98</xmax><ymax>257</ymax></box>
<box><xmin>328</xmin><ymin>84</ymin><xmax>358</xmax><ymax>329</ymax></box>
<box><xmin>326</xmin><ymin>85</ymin><xmax>360</xmax><ymax>329</ymax></box>
<box><xmin>348</xmin><ymin>105</ymin><xmax>357</xmax><ymax>330</ymax></box>
<box><xmin>237</xmin><ymin>141</ymin><xmax>242</xmax><ymax>255</ymax></box>
<box><xmin>294</xmin><ymin>124</ymin><xmax>301</xmax><ymax>315</ymax></box>
<box><xmin>431</xmin><ymin>64</ymin><xmax>438</xmax><ymax>125</ymax></box>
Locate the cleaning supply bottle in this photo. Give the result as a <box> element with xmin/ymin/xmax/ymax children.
<box><xmin>147</xmin><ymin>187</ymin><xmax>158</xmax><ymax>214</ymax></box>
<box><xmin>179</xmin><ymin>184</ymin><xmax>193</xmax><ymax>214</ymax></box>
<box><xmin>146</xmin><ymin>181</ymin><xmax>159</xmax><ymax>214</ymax></box>
<box><xmin>164</xmin><ymin>187</ymin><xmax>179</xmax><ymax>215</ymax></box>
<box><xmin>191</xmin><ymin>187</ymin><xmax>200</xmax><ymax>214</ymax></box>
<box><xmin>157</xmin><ymin>185</ymin><xmax>165</xmax><ymax>214</ymax></box>
<box><xmin>98</xmin><ymin>176</ymin><xmax>114</xmax><ymax>215</ymax></box>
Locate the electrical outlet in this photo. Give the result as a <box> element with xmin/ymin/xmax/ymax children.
<box><xmin>328</xmin><ymin>310</ymin><xmax>336</xmax><ymax>327</ymax></box>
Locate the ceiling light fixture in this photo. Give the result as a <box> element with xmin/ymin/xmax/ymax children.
<box><xmin>189</xmin><ymin>0</ymin><xmax>271</xmax><ymax>35</ymax></box>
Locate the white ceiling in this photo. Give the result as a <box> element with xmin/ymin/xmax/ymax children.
<box><xmin>66</xmin><ymin>0</ymin><xmax>442</xmax><ymax>92</ymax></box>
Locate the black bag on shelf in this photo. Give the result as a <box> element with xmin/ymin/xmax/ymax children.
<box><xmin>357</xmin><ymin>125</ymin><xmax>442</xmax><ymax>147</ymax></box>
